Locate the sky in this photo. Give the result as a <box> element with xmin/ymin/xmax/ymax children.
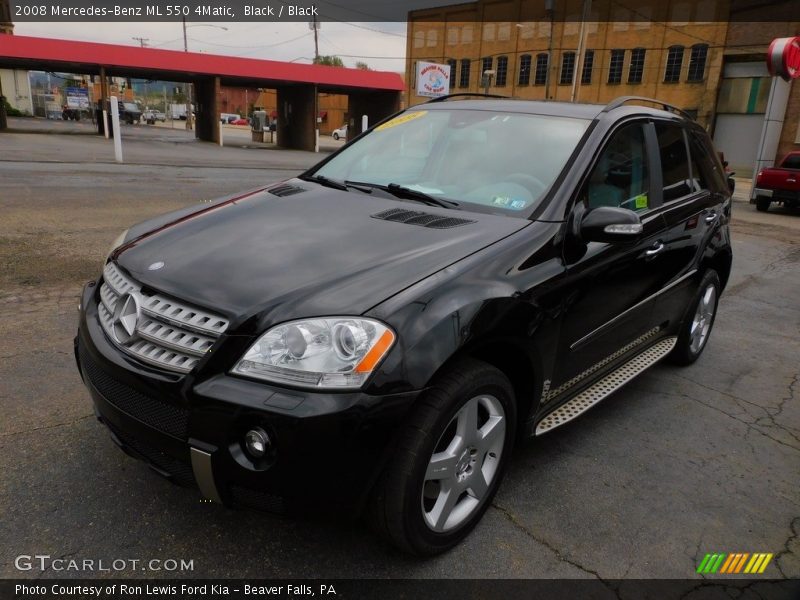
<box><xmin>12</xmin><ymin>21</ymin><xmax>409</xmax><ymax>72</ymax></box>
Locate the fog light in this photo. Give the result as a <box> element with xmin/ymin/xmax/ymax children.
<box><xmin>244</xmin><ymin>428</ymin><xmax>271</xmax><ymax>458</ymax></box>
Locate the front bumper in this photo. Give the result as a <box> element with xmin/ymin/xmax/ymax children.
<box><xmin>75</xmin><ymin>282</ymin><xmax>419</xmax><ymax>516</ymax></box>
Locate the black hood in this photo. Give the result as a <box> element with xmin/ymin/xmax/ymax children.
<box><xmin>114</xmin><ymin>181</ymin><xmax>529</xmax><ymax>325</ymax></box>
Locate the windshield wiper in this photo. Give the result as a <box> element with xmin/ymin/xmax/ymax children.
<box><xmin>299</xmin><ymin>174</ymin><xmax>348</xmax><ymax>190</ymax></box>
<box><xmin>361</xmin><ymin>182</ymin><xmax>459</xmax><ymax>209</ymax></box>
<box><xmin>300</xmin><ymin>175</ymin><xmax>373</xmax><ymax>194</ymax></box>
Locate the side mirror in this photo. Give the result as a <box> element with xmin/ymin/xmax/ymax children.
<box><xmin>581</xmin><ymin>206</ymin><xmax>643</xmax><ymax>243</ymax></box>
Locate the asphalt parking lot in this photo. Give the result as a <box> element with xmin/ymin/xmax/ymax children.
<box><xmin>0</xmin><ymin>118</ymin><xmax>798</xmax><ymax>581</ymax></box>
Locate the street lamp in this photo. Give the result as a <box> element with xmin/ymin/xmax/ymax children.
<box><xmin>180</xmin><ymin>21</ymin><xmax>229</xmax><ymax>130</ymax></box>
<box><xmin>483</xmin><ymin>69</ymin><xmax>495</xmax><ymax>95</ymax></box>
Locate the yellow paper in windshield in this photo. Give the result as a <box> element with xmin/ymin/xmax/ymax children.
<box><xmin>634</xmin><ymin>194</ymin><xmax>648</xmax><ymax>209</ymax></box>
<box><xmin>375</xmin><ymin>111</ymin><xmax>428</xmax><ymax>131</ymax></box>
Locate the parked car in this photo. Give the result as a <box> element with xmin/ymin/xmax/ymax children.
<box><xmin>753</xmin><ymin>150</ymin><xmax>800</xmax><ymax>211</ymax></box>
<box><xmin>143</xmin><ymin>110</ymin><xmax>166</xmax><ymax>124</ymax></box>
<box><xmin>220</xmin><ymin>113</ymin><xmax>240</xmax><ymax>124</ymax></box>
<box><xmin>230</xmin><ymin>118</ymin><xmax>249</xmax><ymax>126</ymax></box>
<box><xmin>76</xmin><ymin>95</ymin><xmax>732</xmax><ymax>556</ymax></box>
<box><xmin>332</xmin><ymin>124</ymin><xmax>347</xmax><ymax>140</ymax></box>
<box><xmin>120</xmin><ymin>102</ymin><xmax>142</xmax><ymax>125</ymax></box>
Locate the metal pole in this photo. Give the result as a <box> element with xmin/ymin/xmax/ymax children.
<box><xmin>182</xmin><ymin>16</ymin><xmax>192</xmax><ymax>131</ymax></box>
<box><xmin>544</xmin><ymin>0</ymin><xmax>555</xmax><ymax>100</ymax></box>
<box><xmin>110</xmin><ymin>96</ymin><xmax>123</xmax><ymax>162</ymax></box>
<box><xmin>571</xmin><ymin>0</ymin><xmax>591</xmax><ymax>103</ymax></box>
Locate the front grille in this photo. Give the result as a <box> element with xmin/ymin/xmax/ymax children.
<box><xmin>105</xmin><ymin>421</ymin><xmax>195</xmax><ymax>487</ymax></box>
<box><xmin>80</xmin><ymin>343</ymin><xmax>189</xmax><ymax>439</ymax></box>
<box><xmin>229</xmin><ymin>485</ymin><xmax>286</xmax><ymax>514</ymax></box>
<box><xmin>98</xmin><ymin>262</ymin><xmax>229</xmax><ymax>373</ymax></box>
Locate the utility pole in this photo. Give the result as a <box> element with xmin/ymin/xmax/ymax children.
<box><xmin>544</xmin><ymin>0</ymin><xmax>555</xmax><ymax>101</ymax></box>
<box><xmin>131</xmin><ymin>39</ymin><xmax>150</xmax><ymax>108</ymax></box>
<box><xmin>570</xmin><ymin>0</ymin><xmax>591</xmax><ymax>103</ymax></box>
<box><xmin>182</xmin><ymin>16</ymin><xmax>192</xmax><ymax>131</ymax></box>
<box><xmin>312</xmin><ymin>14</ymin><xmax>319</xmax><ymax>61</ymax></box>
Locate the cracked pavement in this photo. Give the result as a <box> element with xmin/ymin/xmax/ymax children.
<box><xmin>1</xmin><ymin>124</ymin><xmax>798</xmax><ymax>580</ymax></box>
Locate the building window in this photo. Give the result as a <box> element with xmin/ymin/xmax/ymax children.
<box><xmin>426</xmin><ymin>30</ymin><xmax>437</xmax><ymax>47</ymax></box>
<box><xmin>687</xmin><ymin>44</ymin><xmax>708</xmax><ymax>82</ymax></box>
<box><xmin>413</xmin><ymin>31</ymin><xmax>424</xmax><ymax>49</ymax></box>
<box><xmin>534</xmin><ymin>53</ymin><xmax>549</xmax><ymax>85</ymax></box>
<box><xmin>664</xmin><ymin>45</ymin><xmax>684</xmax><ymax>83</ymax></box>
<box><xmin>628</xmin><ymin>48</ymin><xmax>646</xmax><ymax>83</ymax></box>
<box><xmin>459</xmin><ymin>59</ymin><xmax>471</xmax><ymax>88</ymax></box>
<box><xmin>495</xmin><ymin>56</ymin><xmax>508</xmax><ymax>87</ymax></box>
<box><xmin>482</xmin><ymin>56</ymin><xmax>493</xmax><ymax>77</ymax></box>
<box><xmin>462</xmin><ymin>25</ymin><xmax>473</xmax><ymax>44</ymax></box>
<box><xmin>447</xmin><ymin>27</ymin><xmax>459</xmax><ymax>46</ymax></box>
<box><xmin>518</xmin><ymin>54</ymin><xmax>532</xmax><ymax>85</ymax></box>
<box><xmin>447</xmin><ymin>58</ymin><xmax>457</xmax><ymax>85</ymax></box>
<box><xmin>581</xmin><ymin>50</ymin><xmax>594</xmax><ymax>84</ymax></box>
<box><xmin>498</xmin><ymin>22</ymin><xmax>511</xmax><ymax>41</ymax></box>
<box><xmin>483</xmin><ymin>23</ymin><xmax>495</xmax><ymax>42</ymax></box>
<box><xmin>560</xmin><ymin>52</ymin><xmax>576</xmax><ymax>85</ymax></box>
<box><xmin>608</xmin><ymin>49</ymin><xmax>625</xmax><ymax>84</ymax></box>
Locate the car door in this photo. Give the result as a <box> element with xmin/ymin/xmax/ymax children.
<box><xmin>650</xmin><ymin>122</ymin><xmax>729</xmax><ymax>328</ymax></box>
<box><xmin>550</xmin><ymin>120</ymin><xmax>671</xmax><ymax>394</ymax></box>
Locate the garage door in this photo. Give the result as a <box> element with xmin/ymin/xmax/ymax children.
<box><xmin>713</xmin><ymin>113</ymin><xmax>765</xmax><ymax>174</ymax></box>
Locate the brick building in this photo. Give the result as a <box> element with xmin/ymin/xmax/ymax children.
<box><xmin>405</xmin><ymin>0</ymin><xmax>799</xmax><ymax>172</ymax></box>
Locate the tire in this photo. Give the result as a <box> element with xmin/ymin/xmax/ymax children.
<box><xmin>756</xmin><ymin>196</ymin><xmax>771</xmax><ymax>212</ymax></box>
<box><xmin>333</xmin><ymin>133</ymin><xmax>339</xmax><ymax>140</ymax></box>
<box><xmin>367</xmin><ymin>357</ymin><xmax>516</xmax><ymax>555</ymax></box>
<box><xmin>668</xmin><ymin>270</ymin><xmax>720</xmax><ymax>366</ymax></box>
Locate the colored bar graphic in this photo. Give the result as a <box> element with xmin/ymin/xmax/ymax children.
<box><xmin>698</xmin><ymin>552</ymin><xmax>773</xmax><ymax>575</ymax></box>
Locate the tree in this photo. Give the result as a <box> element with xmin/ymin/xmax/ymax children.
<box><xmin>313</xmin><ymin>55</ymin><xmax>344</xmax><ymax>67</ymax></box>
<box><xmin>355</xmin><ymin>61</ymin><xmax>371</xmax><ymax>70</ymax></box>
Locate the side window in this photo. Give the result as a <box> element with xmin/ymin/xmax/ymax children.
<box><xmin>585</xmin><ymin>123</ymin><xmax>651</xmax><ymax>212</ymax></box>
<box><xmin>688</xmin><ymin>132</ymin><xmax>719</xmax><ymax>193</ymax></box>
<box><xmin>655</xmin><ymin>122</ymin><xmax>692</xmax><ymax>201</ymax></box>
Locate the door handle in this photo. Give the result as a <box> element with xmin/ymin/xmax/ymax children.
<box><xmin>645</xmin><ymin>241</ymin><xmax>665</xmax><ymax>257</ymax></box>
<box><xmin>704</xmin><ymin>211</ymin><xmax>718</xmax><ymax>224</ymax></box>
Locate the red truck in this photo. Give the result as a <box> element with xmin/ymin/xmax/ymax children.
<box><xmin>753</xmin><ymin>151</ymin><xmax>800</xmax><ymax>212</ymax></box>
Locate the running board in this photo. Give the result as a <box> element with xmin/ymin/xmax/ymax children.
<box><xmin>535</xmin><ymin>337</ymin><xmax>677</xmax><ymax>436</ymax></box>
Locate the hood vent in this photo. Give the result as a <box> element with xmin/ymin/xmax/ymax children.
<box><xmin>268</xmin><ymin>183</ymin><xmax>306</xmax><ymax>197</ymax></box>
<box><xmin>371</xmin><ymin>208</ymin><xmax>475</xmax><ymax>229</ymax></box>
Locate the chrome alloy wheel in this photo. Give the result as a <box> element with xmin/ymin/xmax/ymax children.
<box><xmin>689</xmin><ymin>284</ymin><xmax>717</xmax><ymax>354</ymax></box>
<box><xmin>421</xmin><ymin>394</ymin><xmax>506</xmax><ymax>532</ymax></box>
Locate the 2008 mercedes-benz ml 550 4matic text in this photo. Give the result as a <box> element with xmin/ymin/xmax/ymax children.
<box><xmin>76</xmin><ymin>95</ymin><xmax>733</xmax><ymax>555</ymax></box>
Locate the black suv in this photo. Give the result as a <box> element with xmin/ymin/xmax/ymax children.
<box><xmin>75</xmin><ymin>96</ymin><xmax>732</xmax><ymax>555</ymax></box>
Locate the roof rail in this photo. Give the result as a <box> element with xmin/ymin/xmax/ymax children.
<box><xmin>602</xmin><ymin>96</ymin><xmax>694</xmax><ymax>120</ymax></box>
<box><xmin>426</xmin><ymin>92</ymin><xmax>510</xmax><ymax>103</ymax></box>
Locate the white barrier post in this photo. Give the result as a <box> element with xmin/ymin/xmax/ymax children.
<box><xmin>102</xmin><ymin>108</ymin><xmax>109</xmax><ymax>139</ymax></box>
<box><xmin>219</xmin><ymin>122</ymin><xmax>224</xmax><ymax>147</ymax></box>
<box><xmin>361</xmin><ymin>114</ymin><xmax>368</xmax><ymax>133</ymax></box>
<box><xmin>110</xmin><ymin>96</ymin><xmax>123</xmax><ymax>163</ymax></box>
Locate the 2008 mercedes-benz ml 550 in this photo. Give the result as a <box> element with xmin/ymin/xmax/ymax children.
<box><xmin>76</xmin><ymin>96</ymin><xmax>732</xmax><ymax>555</ymax></box>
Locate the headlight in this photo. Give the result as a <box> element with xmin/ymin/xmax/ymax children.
<box><xmin>106</xmin><ymin>229</ymin><xmax>129</xmax><ymax>259</ymax></box>
<box><xmin>231</xmin><ymin>317</ymin><xmax>395</xmax><ymax>389</ymax></box>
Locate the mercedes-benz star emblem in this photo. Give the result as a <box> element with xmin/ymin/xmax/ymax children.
<box><xmin>148</xmin><ymin>261</ymin><xmax>165</xmax><ymax>271</ymax></box>
<box><xmin>112</xmin><ymin>292</ymin><xmax>141</xmax><ymax>344</ymax></box>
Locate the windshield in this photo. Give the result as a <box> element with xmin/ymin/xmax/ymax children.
<box><xmin>311</xmin><ymin>108</ymin><xmax>590</xmax><ymax>216</ymax></box>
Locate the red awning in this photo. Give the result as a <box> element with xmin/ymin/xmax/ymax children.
<box><xmin>270</xmin><ymin>110</ymin><xmax>278</xmax><ymax>118</ymax></box>
<box><xmin>318</xmin><ymin>111</ymin><xmax>328</xmax><ymax>119</ymax></box>
<box><xmin>0</xmin><ymin>35</ymin><xmax>406</xmax><ymax>92</ymax></box>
